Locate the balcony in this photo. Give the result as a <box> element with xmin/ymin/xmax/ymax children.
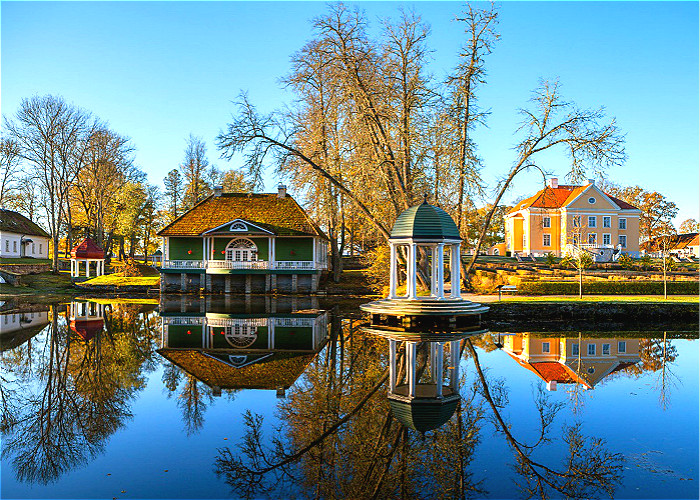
<box><xmin>161</xmin><ymin>259</ymin><xmax>323</xmax><ymax>271</ymax></box>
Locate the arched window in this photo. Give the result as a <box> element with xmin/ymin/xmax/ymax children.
<box><xmin>225</xmin><ymin>238</ymin><xmax>258</xmax><ymax>262</ymax></box>
<box><xmin>223</xmin><ymin>324</ymin><xmax>258</xmax><ymax>348</ymax></box>
<box><xmin>230</xmin><ymin>221</ymin><xmax>247</xmax><ymax>231</ymax></box>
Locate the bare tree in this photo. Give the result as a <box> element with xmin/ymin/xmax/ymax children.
<box><xmin>180</xmin><ymin>134</ymin><xmax>210</xmax><ymax>209</ymax></box>
<box><xmin>0</xmin><ymin>138</ymin><xmax>22</xmax><ymax>208</ymax></box>
<box><xmin>5</xmin><ymin>95</ymin><xmax>101</xmax><ymax>271</ymax></box>
<box><xmin>464</xmin><ymin>80</ymin><xmax>626</xmax><ymax>276</ymax></box>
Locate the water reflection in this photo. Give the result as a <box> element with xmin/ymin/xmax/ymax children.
<box><xmin>0</xmin><ymin>300</ymin><xmax>158</xmax><ymax>485</ymax></box>
<box><xmin>0</xmin><ymin>297</ymin><xmax>695</xmax><ymax>499</ymax></box>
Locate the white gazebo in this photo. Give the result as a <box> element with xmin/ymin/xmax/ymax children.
<box><xmin>361</xmin><ymin>200</ymin><xmax>488</xmax><ymax>323</ymax></box>
<box><xmin>70</xmin><ymin>238</ymin><xmax>106</xmax><ymax>280</ymax></box>
<box><xmin>386</xmin><ymin>200</ymin><xmax>463</xmax><ymax>300</ymax></box>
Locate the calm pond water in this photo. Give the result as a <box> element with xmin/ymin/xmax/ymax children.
<box><xmin>1</xmin><ymin>296</ymin><xmax>698</xmax><ymax>500</ymax></box>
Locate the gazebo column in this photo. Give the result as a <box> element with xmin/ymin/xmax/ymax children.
<box><xmin>430</xmin><ymin>246</ymin><xmax>437</xmax><ymax>297</ymax></box>
<box><xmin>86</xmin><ymin>260</ymin><xmax>91</xmax><ymax>278</ymax></box>
<box><xmin>435</xmin><ymin>342</ymin><xmax>444</xmax><ymax>398</ymax></box>
<box><xmin>449</xmin><ymin>340</ymin><xmax>460</xmax><ymax>391</ymax></box>
<box><xmin>408</xmin><ymin>242</ymin><xmax>418</xmax><ymax>299</ymax></box>
<box><xmin>450</xmin><ymin>243</ymin><xmax>461</xmax><ymax>299</ymax></box>
<box><xmin>389</xmin><ymin>339</ymin><xmax>397</xmax><ymax>393</ymax></box>
<box><xmin>406</xmin><ymin>341</ymin><xmax>417</xmax><ymax>398</ymax></box>
<box><xmin>437</xmin><ymin>243</ymin><xmax>445</xmax><ymax>299</ymax></box>
<box><xmin>388</xmin><ymin>243</ymin><xmax>398</xmax><ymax>299</ymax></box>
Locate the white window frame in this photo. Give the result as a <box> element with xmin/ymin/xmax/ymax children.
<box><xmin>603</xmin><ymin>216</ymin><xmax>611</xmax><ymax>228</ymax></box>
<box><xmin>572</xmin><ymin>234</ymin><xmax>580</xmax><ymax>246</ymax></box>
<box><xmin>543</xmin><ymin>217</ymin><xmax>551</xmax><ymax>228</ymax></box>
<box><xmin>542</xmin><ymin>342</ymin><xmax>550</xmax><ymax>353</ymax></box>
<box><xmin>619</xmin><ymin>218</ymin><xmax>627</xmax><ymax>230</ymax></box>
<box><xmin>12</xmin><ymin>241</ymin><xmax>17</xmax><ymax>252</ymax></box>
<box><xmin>543</xmin><ymin>234</ymin><xmax>551</xmax><ymax>247</ymax></box>
<box><xmin>587</xmin><ymin>344</ymin><xmax>596</xmax><ymax>356</ymax></box>
<box><xmin>602</xmin><ymin>343</ymin><xmax>610</xmax><ymax>355</ymax></box>
<box><xmin>230</xmin><ymin>222</ymin><xmax>247</xmax><ymax>232</ymax></box>
<box><xmin>588</xmin><ymin>233</ymin><xmax>597</xmax><ymax>245</ymax></box>
<box><xmin>572</xmin><ymin>343</ymin><xmax>579</xmax><ymax>356</ymax></box>
<box><xmin>588</xmin><ymin>197</ymin><xmax>596</xmax><ymax>204</ymax></box>
<box><xmin>619</xmin><ymin>235</ymin><xmax>627</xmax><ymax>248</ymax></box>
<box><xmin>603</xmin><ymin>233</ymin><xmax>611</xmax><ymax>245</ymax></box>
<box><xmin>588</xmin><ymin>216</ymin><xmax>596</xmax><ymax>228</ymax></box>
<box><xmin>618</xmin><ymin>341</ymin><xmax>626</xmax><ymax>353</ymax></box>
<box><xmin>573</xmin><ymin>215</ymin><xmax>581</xmax><ymax>228</ymax></box>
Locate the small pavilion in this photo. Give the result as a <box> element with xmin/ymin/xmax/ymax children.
<box><xmin>69</xmin><ymin>301</ymin><xmax>105</xmax><ymax>342</ymax></box>
<box><xmin>70</xmin><ymin>238</ymin><xmax>105</xmax><ymax>280</ymax></box>
<box><xmin>361</xmin><ymin>199</ymin><xmax>488</xmax><ymax>328</ymax></box>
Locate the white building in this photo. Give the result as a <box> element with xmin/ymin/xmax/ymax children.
<box><xmin>0</xmin><ymin>209</ymin><xmax>50</xmax><ymax>259</ymax></box>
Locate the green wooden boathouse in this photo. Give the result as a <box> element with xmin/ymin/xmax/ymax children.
<box><xmin>156</xmin><ymin>185</ymin><xmax>329</xmax><ymax>293</ymax></box>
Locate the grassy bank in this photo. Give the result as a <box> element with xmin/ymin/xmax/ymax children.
<box><xmin>79</xmin><ymin>275</ymin><xmax>160</xmax><ymax>287</ymax></box>
<box><xmin>496</xmin><ymin>295</ymin><xmax>698</xmax><ymax>303</ymax></box>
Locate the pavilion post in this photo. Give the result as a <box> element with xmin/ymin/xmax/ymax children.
<box><xmin>450</xmin><ymin>243</ymin><xmax>461</xmax><ymax>298</ymax></box>
<box><xmin>408</xmin><ymin>243</ymin><xmax>418</xmax><ymax>299</ymax></box>
<box><xmin>389</xmin><ymin>243</ymin><xmax>398</xmax><ymax>299</ymax></box>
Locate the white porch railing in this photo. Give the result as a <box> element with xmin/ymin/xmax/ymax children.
<box><xmin>274</xmin><ymin>260</ymin><xmax>316</xmax><ymax>270</ymax></box>
<box><xmin>162</xmin><ymin>259</ymin><xmax>207</xmax><ymax>269</ymax></box>
<box><xmin>207</xmin><ymin>317</ymin><xmax>268</xmax><ymax>327</ymax></box>
<box><xmin>161</xmin><ymin>259</ymin><xmax>321</xmax><ymax>270</ymax></box>
<box><xmin>162</xmin><ymin>317</ymin><xmax>206</xmax><ymax>325</ymax></box>
<box><xmin>271</xmin><ymin>317</ymin><xmax>316</xmax><ymax>327</ymax></box>
<box><xmin>207</xmin><ymin>260</ymin><xmax>270</xmax><ymax>270</ymax></box>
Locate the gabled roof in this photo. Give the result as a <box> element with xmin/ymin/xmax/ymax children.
<box><xmin>157</xmin><ymin>193</ymin><xmax>327</xmax><ymax>239</ymax></box>
<box><xmin>71</xmin><ymin>238</ymin><xmax>105</xmax><ymax>259</ymax></box>
<box><xmin>0</xmin><ymin>209</ymin><xmax>50</xmax><ymax>238</ymax></box>
<box><xmin>157</xmin><ymin>348</ymin><xmax>315</xmax><ymax>390</ymax></box>
<box><xmin>507</xmin><ymin>184</ymin><xmax>639</xmax><ymax>215</ymax></box>
<box><xmin>641</xmin><ymin>232</ymin><xmax>699</xmax><ymax>252</ymax></box>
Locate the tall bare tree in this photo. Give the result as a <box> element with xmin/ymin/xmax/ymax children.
<box><xmin>5</xmin><ymin>95</ymin><xmax>101</xmax><ymax>271</ymax></box>
<box><xmin>0</xmin><ymin>138</ymin><xmax>22</xmax><ymax>208</ymax></box>
<box><xmin>465</xmin><ymin>80</ymin><xmax>626</xmax><ymax>275</ymax></box>
<box><xmin>180</xmin><ymin>134</ymin><xmax>210</xmax><ymax>209</ymax></box>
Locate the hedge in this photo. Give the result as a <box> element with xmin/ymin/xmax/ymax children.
<box><xmin>517</xmin><ymin>280</ymin><xmax>699</xmax><ymax>295</ymax></box>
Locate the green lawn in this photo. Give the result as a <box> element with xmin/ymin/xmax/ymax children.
<box><xmin>0</xmin><ymin>271</ymin><xmax>76</xmax><ymax>296</ymax></box>
<box><xmin>0</xmin><ymin>258</ymin><xmax>52</xmax><ymax>265</ymax></box>
<box><xmin>497</xmin><ymin>295</ymin><xmax>699</xmax><ymax>303</ymax></box>
<box><xmin>80</xmin><ymin>275</ymin><xmax>160</xmax><ymax>287</ymax></box>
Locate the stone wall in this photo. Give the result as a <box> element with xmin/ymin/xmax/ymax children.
<box><xmin>0</xmin><ymin>263</ymin><xmax>51</xmax><ymax>275</ymax></box>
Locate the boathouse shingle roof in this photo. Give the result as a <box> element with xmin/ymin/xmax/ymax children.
<box><xmin>157</xmin><ymin>193</ymin><xmax>327</xmax><ymax>239</ymax></box>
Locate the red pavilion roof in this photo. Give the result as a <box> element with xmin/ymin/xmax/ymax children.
<box><xmin>70</xmin><ymin>319</ymin><xmax>104</xmax><ymax>341</ymax></box>
<box><xmin>70</xmin><ymin>238</ymin><xmax>105</xmax><ymax>259</ymax></box>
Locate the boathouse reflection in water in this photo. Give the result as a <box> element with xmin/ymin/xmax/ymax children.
<box><xmin>158</xmin><ymin>296</ymin><xmax>328</xmax><ymax>398</ymax></box>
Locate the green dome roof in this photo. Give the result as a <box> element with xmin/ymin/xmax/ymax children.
<box><xmin>390</xmin><ymin>202</ymin><xmax>461</xmax><ymax>240</ymax></box>
<box><xmin>389</xmin><ymin>398</ymin><xmax>459</xmax><ymax>433</ymax></box>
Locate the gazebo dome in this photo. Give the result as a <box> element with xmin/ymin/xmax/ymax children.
<box><xmin>389</xmin><ymin>398</ymin><xmax>459</xmax><ymax>433</ymax></box>
<box><xmin>71</xmin><ymin>238</ymin><xmax>105</xmax><ymax>259</ymax></box>
<box><xmin>390</xmin><ymin>201</ymin><xmax>461</xmax><ymax>240</ymax></box>
<box><xmin>70</xmin><ymin>319</ymin><xmax>104</xmax><ymax>342</ymax></box>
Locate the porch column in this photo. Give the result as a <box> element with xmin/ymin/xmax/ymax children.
<box><xmin>268</xmin><ymin>237</ymin><xmax>275</xmax><ymax>270</ymax></box>
<box><xmin>388</xmin><ymin>243</ymin><xmax>398</xmax><ymax>299</ymax></box>
<box><xmin>408</xmin><ymin>242</ymin><xmax>418</xmax><ymax>299</ymax></box>
<box><xmin>435</xmin><ymin>342</ymin><xmax>444</xmax><ymax>398</ymax></box>
<box><xmin>202</xmin><ymin>238</ymin><xmax>207</xmax><ymax>265</ymax></box>
<box><xmin>406</xmin><ymin>341</ymin><xmax>417</xmax><ymax>398</ymax></box>
<box><xmin>86</xmin><ymin>260</ymin><xmax>91</xmax><ymax>278</ymax></box>
<box><xmin>450</xmin><ymin>243</ymin><xmax>461</xmax><ymax>299</ymax></box>
<box><xmin>389</xmin><ymin>339</ymin><xmax>397</xmax><ymax>393</ymax></box>
<box><xmin>437</xmin><ymin>243</ymin><xmax>445</xmax><ymax>298</ymax></box>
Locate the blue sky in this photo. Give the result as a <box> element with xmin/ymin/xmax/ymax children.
<box><xmin>2</xmin><ymin>1</ymin><xmax>698</xmax><ymax>223</ymax></box>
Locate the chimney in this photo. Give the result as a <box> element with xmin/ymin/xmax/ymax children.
<box><xmin>548</xmin><ymin>178</ymin><xmax>558</xmax><ymax>189</ymax></box>
<box><xmin>277</xmin><ymin>183</ymin><xmax>287</xmax><ymax>198</ymax></box>
<box><xmin>213</xmin><ymin>185</ymin><xmax>223</xmax><ymax>197</ymax></box>
<box><xmin>587</xmin><ymin>178</ymin><xmax>595</xmax><ymax>185</ymax></box>
<box><xmin>546</xmin><ymin>380</ymin><xmax>557</xmax><ymax>392</ymax></box>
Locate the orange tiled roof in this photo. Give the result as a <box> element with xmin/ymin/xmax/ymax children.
<box><xmin>507</xmin><ymin>185</ymin><xmax>639</xmax><ymax>214</ymax></box>
<box><xmin>157</xmin><ymin>193</ymin><xmax>327</xmax><ymax>238</ymax></box>
<box><xmin>641</xmin><ymin>232</ymin><xmax>699</xmax><ymax>252</ymax></box>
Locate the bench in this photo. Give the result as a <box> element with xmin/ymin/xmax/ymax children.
<box><xmin>496</xmin><ymin>284</ymin><xmax>518</xmax><ymax>301</ymax></box>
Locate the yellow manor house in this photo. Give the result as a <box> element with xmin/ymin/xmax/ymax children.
<box><xmin>504</xmin><ymin>178</ymin><xmax>641</xmax><ymax>260</ymax></box>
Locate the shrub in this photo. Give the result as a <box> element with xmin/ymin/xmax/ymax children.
<box><xmin>544</xmin><ymin>253</ymin><xmax>557</xmax><ymax>267</ymax></box>
<box><xmin>639</xmin><ymin>255</ymin><xmax>653</xmax><ymax>271</ymax></box>
<box><xmin>518</xmin><ymin>280</ymin><xmax>698</xmax><ymax>295</ymax></box>
<box><xmin>618</xmin><ymin>254</ymin><xmax>635</xmax><ymax>269</ymax></box>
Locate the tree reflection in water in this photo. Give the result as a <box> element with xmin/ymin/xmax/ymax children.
<box><xmin>0</xmin><ymin>302</ymin><xmax>158</xmax><ymax>484</ymax></box>
<box><xmin>214</xmin><ymin>320</ymin><xmax>625</xmax><ymax>499</ymax></box>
